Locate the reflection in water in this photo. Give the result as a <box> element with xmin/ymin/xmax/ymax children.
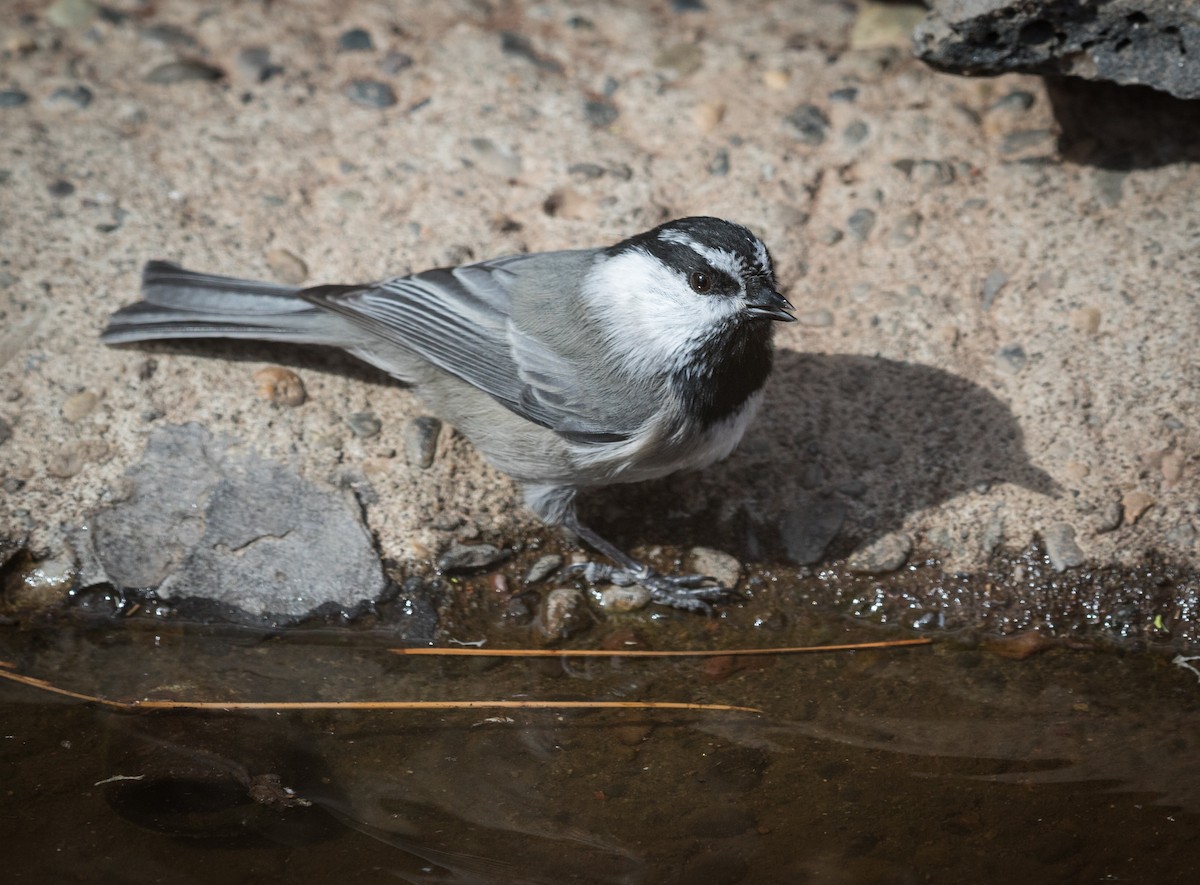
<box><xmin>2</xmin><ymin>623</ymin><xmax>1198</xmax><ymax>883</ymax></box>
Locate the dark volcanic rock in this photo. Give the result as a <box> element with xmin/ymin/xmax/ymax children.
<box><xmin>914</xmin><ymin>0</ymin><xmax>1200</xmax><ymax>100</ymax></box>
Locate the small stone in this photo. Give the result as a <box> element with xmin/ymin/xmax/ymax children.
<box><xmin>762</xmin><ymin>69</ymin><xmax>790</xmax><ymax>90</ymax></box>
<box><xmin>144</xmin><ymin>60</ymin><xmax>224</xmax><ymax>85</ymax></box>
<box><xmin>910</xmin><ymin>160</ymin><xmax>956</xmax><ymax>188</ymax></box>
<box><xmin>1069</xmin><ymin>307</ymin><xmax>1101</xmax><ymax>334</ymax></box>
<box><xmin>583</xmin><ymin>98</ymin><xmax>618</xmax><ymax>128</ymax></box>
<box><xmin>980</xmin><ymin>268</ymin><xmax>1008</xmax><ymax>310</ymax></box>
<box><xmin>253</xmin><ymin>366</ymin><xmax>307</xmax><ymax>407</ymax></box>
<box><xmin>1121</xmin><ymin>491</ymin><xmax>1153</xmax><ymax>526</ymax></box>
<box><xmin>0</xmin><ymin>90</ymin><xmax>30</xmax><ymax>108</ymax></box>
<box><xmin>347</xmin><ymin>411</ymin><xmax>382</xmax><ymax>439</ymax></box>
<box><xmin>850</xmin><ymin>0</ymin><xmax>927</xmax><ymax>50</ymax></box>
<box><xmin>46</xmin><ymin>85</ymin><xmax>93</xmax><ymax>109</ymax></box>
<box><xmin>380</xmin><ymin>51</ymin><xmax>414</xmax><ymax>75</ymax></box>
<box><xmin>708</xmin><ymin>148</ymin><xmax>730</xmax><ymax>176</ymax></box>
<box><xmin>888</xmin><ymin>212</ymin><xmax>922</xmax><ymax>246</ymax></box>
<box><xmin>542</xmin><ymin>187</ymin><xmax>596</xmax><ymax>220</ymax></box>
<box><xmin>672</xmin><ymin>0</ymin><xmax>706</xmax><ymax>11</ymax></box>
<box><xmin>781</xmin><ymin>495</ymin><xmax>846</xmax><ymax>565</ymax></box>
<box><xmin>1161</xmin><ymin>452</ymin><xmax>1184</xmax><ymax>484</ymax></box>
<box><xmin>344</xmin><ymin>79</ymin><xmax>397</xmax><ymax>108</ymax></box>
<box><xmin>996</xmin><ymin>344</ymin><xmax>1027</xmax><ymax>372</ymax></box>
<box><xmin>265</xmin><ymin>248</ymin><xmax>308</xmax><ymax>285</ymax></box>
<box><xmin>686</xmin><ymin>547</ymin><xmax>741</xmax><ymax>589</ymax></box>
<box><xmin>654</xmin><ymin>44</ymin><xmax>704</xmax><ymax>76</ymax></box>
<box><xmin>438</xmin><ymin>543</ymin><xmax>509</xmax><ymax>572</ymax></box>
<box><xmin>1063</xmin><ymin>461</ymin><xmax>1090</xmax><ymax>482</ymax></box>
<box><xmin>692</xmin><ymin>101</ymin><xmax>725</xmax><ymax>133</ymax></box>
<box><xmin>1094</xmin><ymin>169</ymin><xmax>1127</xmax><ymax>207</ymax></box>
<box><xmin>848</xmin><ymin>532</ymin><xmax>912</xmax><ymax>574</ymax></box>
<box><xmin>0</xmin><ymin>416</ymin><xmax>11</xmax><ymax>445</ymax></box>
<box><xmin>1043</xmin><ymin>522</ymin><xmax>1085</xmax><ymax>572</ymax></box>
<box><xmin>842</xmin><ymin>119</ymin><xmax>869</xmax><ymax>146</ymax></box>
<box><xmin>990</xmin><ymin>91</ymin><xmax>1035</xmax><ymax>114</ymax></box>
<box><xmin>539</xmin><ymin>587</ymin><xmax>589</xmax><ymax>638</ymax></box>
<box><xmin>784</xmin><ymin>104</ymin><xmax>829</xmax><ymax>145</ymax></box>
<box><xmin>404</xmin><ymin>416</ymin><xmax>441</xmax><ymax>469</ymax></box>
<box><xmin>47</xmin><ymin>179</ymin><xmax>75</xmax><ymax>198</ymax></box>
<box><xmin>999</xmin><ymin>129</ymin><xmax>1054</xmax><ymax>155</ymax></box>
<box><xmin>140</xmin><ymin>24</ymin><xmax>199</xmax><ymax>48</ymax></box>
<box><xmin>597</xmin><ymin>585</ymin><xmax>651</xmax><ymax>613</ymax></box>
<box><xmin>829</xmin><ymin>86</ymin><xmax>858</xmax><ymax>103</ymax></box>
<box><xmin>568</xmin><ymin>162</ymin><xmax>606</xmax><ymax>179</ymax></box>
<box><xmin>62</xmin><ymin>391</ymin><xmax>99</xmax><ymax>422</ymax></box>
<box><xmin>1093</xmin><ymin>500</ymin><xmax>1123</xmax><ymax>534</ymax></box>
<box><xmin>238</xmin><ymin>47</ymin><xmax>283</xmax><ymax>82</ymax></box>
<box><xmin>795</xmin><ymin>308</ymin><xmax>834</xmax><ymax>327</ymax></box>
<box><xmin>337</xmin><ymin>28</ymin><xmax>374</xmax><ymax>52</ymax></box>
<box><xmin>524</xmin><ymin>554</ymin><xmax>563</xmax><ymax>584</ymax></box>
<box><xmin>45</xmin><ymin>0</ymin><xmax>97</xmax><ymax>29</ymax></box>
<box><xmin>500</xmin><ymin>32</ymin><xmax>565</xmax><ymax>73</ymax></box>
<box><xmin>847</xmin><ymin>208</ymin><xmax>876</xmax><ymax>240</ymax></box>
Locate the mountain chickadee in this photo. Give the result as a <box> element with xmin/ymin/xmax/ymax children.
<box><xmin>102</xmin><ymin>216</ymin><xmax>795</xmax><ymax>611</ymax></box>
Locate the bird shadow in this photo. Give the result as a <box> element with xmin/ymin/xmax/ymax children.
<box><xmin>587</xmin><ymin>350</ymin><xmax>1059</xmax><ymax>564</ymax></box>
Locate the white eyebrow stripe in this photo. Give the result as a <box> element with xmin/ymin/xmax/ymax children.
<box><xmin>752</xmin><ymin>238</ymin><xmax>771</xmax><ymax>275</ymax></box>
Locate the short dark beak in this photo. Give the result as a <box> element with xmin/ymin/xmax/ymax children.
<box><xmin>744</xmin><ymin>283</ymin><xmax>795</xmax><ymax>322</ymax></box>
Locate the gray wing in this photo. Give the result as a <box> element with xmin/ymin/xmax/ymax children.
<box><xmin>302</xmin><ymin>254</ymin><xmax>628</xmax><ymax>443</ymax></box>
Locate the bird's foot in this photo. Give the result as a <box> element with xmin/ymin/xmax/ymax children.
<box><xmin>567</xmin><ymin>562</ymin><xmax>729</xmax><ymax>613</ymax></box>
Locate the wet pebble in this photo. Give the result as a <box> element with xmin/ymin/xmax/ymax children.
<box><xmin>0</xmin><ymin>90</ymin><xmax>30</xmax><ymax>108</ymax></box>
<box><xmin>1043</xmin><ymin>522</ymin><xmax>1085</xmax><ymax>571</ymax></box>
<box><xmin>62</xmin><ymin>390</ymin><xmax>99</xmax><ymax>422</ymax></box>
<box><xmin>524</xmin><ymin>554</ymin><xmax>563</xmax><ymax>584</ymax></box>
<box><xmin>980</xmin><ymin>268</ymin><xmax>1008</xmax><ymax>310</ymax></box>
<box><xmin>344</xmin><ymin>79</ymin><xmax>396</xmax><ymax>108</ymax></box>
<box><xmin>265</xmin><ymin>248</ymin><xmax>307</xmax><ymax>285</ymax></box>
<box><xmin>848</xmin><ymin>531</ymin><xmax>912</xmax><ymax>574</ymax></box>
<box><xmin>583</xmin><ymin>98</ymin><xmax>618</xmax><ymax>128</ymax></box>
<box><xmin>46</xmin><ymin>85</ymin><xmax>93</xmax><ymax>109</ymax></box>
<box><xmin>781</xmin><ymin>495</ymin><xmax>846</xmax><ymax>565</ymax></box>
<box><xmin>404</xmin><ymin>416</ymin><xmax>441</xmax><ymax>468</ymax></box>
<box><xmin>687</xmin><ymin>546</ymin><xmax>741</xmax><ymax>589</ymax></box>
<box><xmin>847</xmin><ymin>208</ymin><xmax>876</xmax><ymax>240</ymax></box>
<box><xmin>144</xmin><ymin>60</ymin><xmax>224</xmax><ymax>84</ymax></box>
<box><xmin>598</xmin><ymin>585</ymin><xmax>651</xmax><ymax>612</ymax></box>
<box><xmin>784</xmin><ymin>103</ymin><xmax>830</xmax><ymax>145</ymax></box>
<box><xmin>253</xmin><ymin>366</ymin><xmax>306</xmax><ymax>407</ymax></box>
<box><xmin>347</xmin><ymin>411</ymin><xmax>381</xmax><ymax>439</ymax></box>
<box><xmin>438</xmin><ymin>543</ymin><xmax>509</xmax><ymax>572</ymax></box>
<box><xmin>337</xmin><ymin>28</ymin><xmax>374</xmax><ymax>52</ymax></box>
<box><xmin>538</xmin><ymin>587</ymin><xmax>589</xmax><ymax>638</ymax></box>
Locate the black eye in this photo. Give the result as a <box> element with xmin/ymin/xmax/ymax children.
<box><xmin>689</xmin><ymin>270</ymin><xmax>712</xmax><ymax>293</ymax></box>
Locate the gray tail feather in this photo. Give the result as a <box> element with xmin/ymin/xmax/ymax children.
<box><xmin>101</xmin><ymin>261</ymin><xmax>345</xmax><ymax>345</ymax></box>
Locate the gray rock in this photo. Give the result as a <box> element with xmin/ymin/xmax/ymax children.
<box><xmin>784</xmin><ymin>104</ymin><xmax>830</xmax><ymax>145</ymax></box>
<box><xmin>524</xmin><ymin>554</ymin><xmax>563</xmax><ymax>584</ymax></box>
<box><xmin>990</xmin><ymin>90</ymin><xmax>1036</xmax><ymax>113</ymax></box>
<box><xmin>997</xmin><ymin>343</ymin><xmax>1028</xmax><ymax>372</ymax></box>
<box><xmin>46</xmin><ymin>85</ymin><xmax>93</xmax><ymax>109</ymax></box>
<box><xmin>144</xmin><ymin>60</ymin><xmax>224</xmax><ymax>85</ymax></box>
<box><xmin>338</xmin><ymin>28</ymin><xmax>374</xmax><ymax>52</ymax></box>
<box><xmin>842</xmin><ymin>119</ymin><xmax>870</xmax><ymax>146</ymax></box>
<box><xmin>500</xmin><ymin>32</ymin><xmax>564</xmax><ymax>73</ymax></box>
<box><xmin>889</xmin><ymin>212</ymin><xmax>922</xmax><ymax>247</ymax></box>
<box><xmin>347</xmin><ymin>411</ymin><xmax>382</xmax><ymax>439</ymax></box>
<box><xmin>404</xmin><ymin>416</ymin><xmax>441</xmax><ymax>468</ymax></box>
<box><xmin>0</xmin><ymin>90</ymin><xmax>30</xmax><ymax>108</ymax></box>
<box><xmin>980</xmin><ymin>268</ymin><xmax>1008</xmax><ymax>310</ymax></box>
<box><xmin>380</xmin><ymin>51</ymin><xmax>414</xmax><ymax>75</ymax></box>
<box><xmin>848</xmin><ymin>532</ymin><xmax>912</xmax><ymax>574</ymax></box>
<box><xmin>344</xmin><ymin>79</ymin><xmax>397</xmax><ymax>108</ymax></box>
<box><xmin>829</xmin><ymin>86</ymin><xmax>858</xmax><ymax>103</ymax></box>
<box><xmin>1043</xmin><ymin>521</ymin><xmax>1085</xmax><ymax>571</ymax></box>
<box><xmin>847</xmin><ymin>208</ymin><xmax>876</xmax><ymax>241</ymax></box>
<box><xmin>915</xmin><ymin>0</ymin><xmax>1200</xmax><ymax>100</ymax></box>
<box><xmin>140</xmin><ymin>24</ymin><xmax>199</xmax><ymax>48</ymax></box>
<box><xmin>584</xmin><ymin>98</ymin><xmax>618</xmax><ymax>128</ymax></box>
<box><xmin>539</xmin><ymin>587</ymin><xmax>589</xmax><ymax>638</ymax></box>
<box><xmin>437</xmin><ymin>543</ymin><xmax>509</xmax><ymax>572</ymax></box>
<box><xmin>781</xmin><ymin>495</ymin><xmax>846</xmax><ymax>565</ymax></box>
<box><xmin>47</xmin><ymin>179</ymin><xmax>75</xmax><ymax>198</ymax></box>
<box><xmin>82</xmin><ymin>423</ymin><xmax>384</xmax><ymax>619</ymax></box>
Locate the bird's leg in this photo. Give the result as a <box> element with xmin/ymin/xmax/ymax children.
<box><xmin>561</xmin><ymin>510</ymin><xmax>729</xmax><ymax>613</ymax></box>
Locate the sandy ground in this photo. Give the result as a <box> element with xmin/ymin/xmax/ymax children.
<box><xmin>1</xmin><ymin>1</ymin><xmax>1197</xmax><ymax>618</ymax></box>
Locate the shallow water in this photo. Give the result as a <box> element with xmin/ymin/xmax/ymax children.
<box><xmin>2</xmin><ymin>613</ymin><xmax>1198</xmax><ymax>884</ymax></box>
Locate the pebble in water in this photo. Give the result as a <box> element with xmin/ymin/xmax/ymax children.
<box><xmin>524</xmin><ymin>554</ymin><xmax>563</xmax><ymax>584</ymax></box>
<box><xmin>437</xmin><ymin>543</ymin><xmax>509</xmax><ymax>572</ymax></box>
<box><xmin>539</xmin><ymin>587</ymin><xmax>589</xmax><ymax>638</ymax></box>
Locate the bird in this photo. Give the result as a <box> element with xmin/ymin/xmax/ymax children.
<box><xmin>101</xmin><ymin>216</ymin><xmax>795</xmax><ymax>611</ymax></box>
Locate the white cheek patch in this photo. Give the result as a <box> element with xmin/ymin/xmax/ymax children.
<box><xmin>585</xmin><ymin>248</ymin><xmax>736</xmax><ymax>378</ymax></box>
